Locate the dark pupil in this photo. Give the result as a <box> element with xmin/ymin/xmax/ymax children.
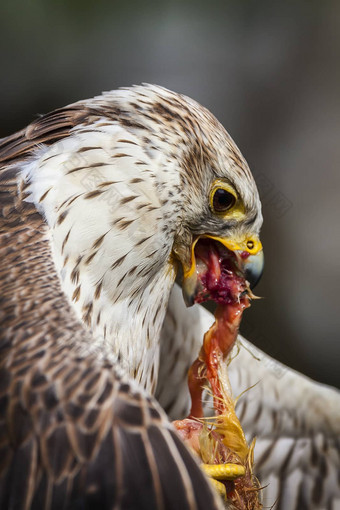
<box><xmin>213</xmin><ymin>189</ymin><xmax>235</xmax><ymax>211</ymax></box>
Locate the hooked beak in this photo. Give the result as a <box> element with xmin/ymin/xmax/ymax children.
<box><xmin>244</xmin><ymin>249</ymin><xmax>264</xmax><ymax>289</ymax></box>
<box><xmin>181</xmin><ymin>234</ymin><xmax>264</xmax><ymax>307</ymax></box>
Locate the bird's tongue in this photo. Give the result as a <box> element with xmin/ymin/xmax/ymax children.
<box><xmin>193</xmin><ymin>238</ymin><xmax>249</xmax><ymax>305</ymax></box>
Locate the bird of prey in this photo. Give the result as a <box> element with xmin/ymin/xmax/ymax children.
<box><xmin>0</xmin><ymin>84</ymin><xmax>339</xmax><ymax>510</ymax></box>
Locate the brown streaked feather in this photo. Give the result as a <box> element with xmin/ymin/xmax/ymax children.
<box><xmin>0</xmin><ymin>106</ymin><xmax>92</xmax><ymax>166</ymax></box>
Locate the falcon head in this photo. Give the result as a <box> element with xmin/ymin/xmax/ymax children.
<box><xmin>20</xmin><ymin>84</ymin><xmax>263</xmax><ymax>390</ymax></box>
<box><xmin>170</xmin><ymin>128</ymin><xmax>264</xmax><ymax>307</ymax></box>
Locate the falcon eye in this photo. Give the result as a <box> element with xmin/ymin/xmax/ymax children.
<box><xmin>211</xmin><ymin>187</ymin><xmax>236</xmax><ymax>214</ymax></box>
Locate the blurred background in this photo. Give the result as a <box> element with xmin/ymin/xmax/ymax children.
<box><xmin>1</xmin><ymin>0</ymin><xmax>339</xmax><ymax>387</ymax></box>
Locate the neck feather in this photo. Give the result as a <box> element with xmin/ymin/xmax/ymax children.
<box><xmin>21</xmin><ymin>122</ymin><xmax>181</xmax><ymax>392</ymax></box>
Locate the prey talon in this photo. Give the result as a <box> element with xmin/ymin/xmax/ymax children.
<box><xmin>201</xmin><ymin>462</ymin><xmax>246</xmax><ymax>481</ymax></box>
<box><xmin>208</xmin><ymin>478</ymin><xmax>227</xmax><ymax>501</ymax></box>
<box><xmin>202</xmin><ymin>463</ymin><xmax>246</xmax><ymax>502</ymax></box>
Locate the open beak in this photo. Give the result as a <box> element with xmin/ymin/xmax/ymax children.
<box><xmin>181</xmin><ymin>235</ymin><xmax>264</xmax><ymax>307</ymax></box>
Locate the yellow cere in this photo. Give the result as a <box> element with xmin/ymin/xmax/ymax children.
<box><xmin>206</xmin><ymin>234</ymin><xmax>263</xmax><ymax>256</ymax></box>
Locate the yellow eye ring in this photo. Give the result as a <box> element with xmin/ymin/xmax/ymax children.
<box><xmin>209</xmin><ymin>182</ymin><xmax>237</xmax><ymax>215</ymax></box>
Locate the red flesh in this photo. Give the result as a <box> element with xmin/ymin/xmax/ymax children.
<box><xmin>186</xmin><ymin>239</ymin><xmax>250</xmax><ymax>416</ymax></box>
<box><xmin>188</xmin><ymin>299</ymin><xmax>249</xmax><ymax>419</ymax></box>
<box><xmin>194</xmin><ymin>239</ymin><xmax>248</xmax><ymax>305</ymax></box>
<box><xmin>174</xmin><ymin>239</ymin><xmax>262</xmax><ymax>508</ymax></box>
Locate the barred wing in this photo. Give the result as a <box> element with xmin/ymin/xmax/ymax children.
<box><xmin>0</xmin><ymin>355</ymin><xmax>224</xmax><ymax>510</ymax></box>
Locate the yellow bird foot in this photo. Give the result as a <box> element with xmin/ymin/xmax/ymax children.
<box><xmin>201</xmin><ymin>463</ymin><xmax>246</xmax><ymax>480</ymax></box>
<box><xmin>201</xmin><ymin>463</ymin><xmax>246</xmax><ymax>501</ymax></box>
<box><xmin>209</xmin><ymin>478</ymin><xmax>227</xmax><ymax>500</ymax></box>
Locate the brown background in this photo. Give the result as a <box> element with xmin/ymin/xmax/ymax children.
<box><xmin>1</xmin><ymin>0</ymin><xmax>339</xmax><ymax>387</ymax></box>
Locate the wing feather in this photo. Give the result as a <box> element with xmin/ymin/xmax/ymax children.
<box><xmin>0</xmin><ymin>106</ymin><xmax>91</xmax><ymax>166</ymax></box>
